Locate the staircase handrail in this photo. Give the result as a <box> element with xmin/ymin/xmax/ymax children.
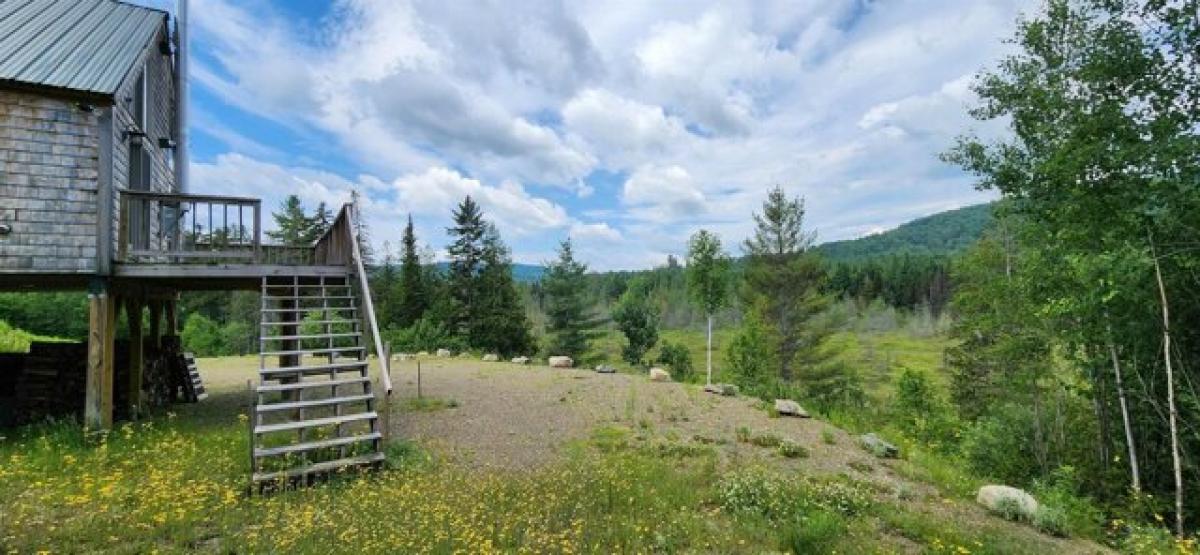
<box><xmin>344</xmin><ymin>203</ymin><xmax>392</xmax><ymax>395</ymax></box>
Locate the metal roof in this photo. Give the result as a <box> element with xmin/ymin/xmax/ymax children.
<box><xmin>0</xmin><ymin>0</ymin><xmax>167</xmax><ymax>99</ymax></box>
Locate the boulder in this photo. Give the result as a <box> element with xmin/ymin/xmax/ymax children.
<box><xmin>595</xmin><ymin>364</ymin><xmax>616</xmax><ymax>374</ymax></box>
<box><xmin>860</xmin><ymin>433</ymin><xmax>899</xmax><ymax>458</ymax></box>
<box><xmin>482</xmin><ymin>353</ymin><xmax>500</xmax><ymax>362</ymax></box>
<box><xmin>417</xmin><ymin>351</ymin><xmax>430</xmax><ymax>357</ymax></box>
<box><xmin>649</xmin><ymin>367</ymin><xmax>671</xmax><ymax>382</ymax></box>
<box><xmin>704</xmin><ymin>383</ymin><xmax>739</xmax><ymax>396</ymax></box>
<box><xmin>774</xmin><ymin>399</ymin><xmax>809</xmax><ymax>417</ymax></box>
<box><xmin>548</xmin><ymin>356</ymin><xmax>573</xmax><ymax>368</ymax></box>
<box><xmin>511</xmin><ymin>356</ymin><xmax>530</xmax><ymax>365</ymax></box>
<box><xmin>436</xmin><ymin>348</ymin><xmax>452</xmax><ymax>358</ymax></box>
<box><xmin>976</xmin><ymin>485</ymin><xmax>1038</xmax><ymax>520</ymax></box>
<box><xmin>392</xmin><ymin>353</ymin><xmax>414</xmax><ymax>362</ymax></box>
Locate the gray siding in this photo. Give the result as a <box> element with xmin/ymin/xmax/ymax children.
<box><xmin>107</xmin><ymin>24</ymin><xmax>177</xmax><ymax>262</ymax></box>
<box><xmin>0</xmin><ymin>23</ymin><xmax>174</xmax><ymax>276</ymax></box>
<box><xmin>0</xmin><ymin>90</ymin><xmax>100</xmax><ymax>272</ymax></box>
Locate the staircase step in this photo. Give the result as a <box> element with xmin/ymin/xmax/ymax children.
<box><xmin>261</xmin><ymin>332</ymin><xmax>361</xmax><ymax>341</ymax></box>
<box><xmin>259</xmin><ymin>361</ymin><xmax>368</xmax><ymax>377</ymax></box>
<box><xmin>261</xmin><ymin>319</ymin><xmax>357</xmax><ymax>327</ymax></box>
<box><xmin>261</xmin><ymin>307</ymin><xmax>357</xmax><ymax>313</ymax></box>
<box><xmin>256</xmin><ymin>394</ymin><xmax>374</xmax><ymax>413</ymax></box>
<box><xmin>263</xmin><ymin>295</ymin><xmax>356</xmax><ymax>301</ymax></box>
<box><xmin>254</xmin><ymin>411</ymin><xmax>378</xmax><ymax>434</ymax></box>
<box><xmin>254</xmin><ymin>433</ymin><xmax>383</xmax><ymax>458</ymax></box>
<box><xmin>260</xmin><ymin>346</ymin><xmax>365</xmax><ymax>357</ymax></box>
<box><xmin>263</xmin><ymin>283</ymin><xmax>350</xmax><ymax>288</ymax></box>
<box><xmin>256</xmin><ymin>376</ymin><xmax>371</xmax><ymax>392</ymax></box>
<box><xmin>252</xmin><ymin>452</ymin><xmax>385</xmax><ymax>483</ymax></box>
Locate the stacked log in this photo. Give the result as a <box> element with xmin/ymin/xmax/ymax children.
<box><xmin>15</xmin><ymin>342</ymin><xmax>87</xmax><ymax>421</ymax></box>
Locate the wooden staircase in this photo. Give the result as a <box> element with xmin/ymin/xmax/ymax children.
<box><xmin>251</xmin><ymin>274</ymin><xmax>384</xmax><ymax>486</ymax></box>
<box><xmin>247</xmin><ymin>203</ymin><xmax>392</xmax><ymax>489</ymax></box>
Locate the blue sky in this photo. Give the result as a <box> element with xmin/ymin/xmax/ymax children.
<box><xmin>150</xmin><ymin>0</ymin><xmax>1029</xmax><ymax>270</ymax></box>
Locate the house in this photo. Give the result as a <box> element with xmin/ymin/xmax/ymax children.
<box><xmin>0</xmin><ymin>0</ymin><xmax>391</xmax><ymax>485</ymax></box>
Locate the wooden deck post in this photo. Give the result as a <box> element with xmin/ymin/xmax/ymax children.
<box><xmin>164</xmin><ymin>298</ymin><xmax>178</xmax><ymax>336</ymax></box>
<box><xmin>148</xmin><ymin>301</ymin><xmax>162</xmax><ymax>349</ymax></box>
<box><xmin>85</xmin><ymin>281</ymin><xmax>117</xmax><ymax>430</ymax></box>
<box><xmin>126</xmin><ymin>298</ymin><xmax>145</xmax><ymax>419</ymax></box>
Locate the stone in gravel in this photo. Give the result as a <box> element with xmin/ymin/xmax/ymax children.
<box><xmin>511</xmin><ymin>356</ymin><xmax>530</xmax><ymax>365</ymax></box>
<box><xmin>860</xmin><ymin>433</ymin><xmax>899</xmax><ymax>458</ymax></box>
<box><xmin>595</xmin><ymin>364</ymin><xmax>616</xmax><ymax>374</ymax></box>
<box><xmin>705</xmin><ymin>383</ymin><xmax>739</xmax><ymax>396</ymax></box>
<box><xmin>436</xmin><ymin>348</ymin><xmax>452</xmax><ymax>357</ymax></box>
<box><xmin>774</xmin><ymin>399</ymin><xmax>809</xmax><ymax>417</ymax></box>
<box><xmin>977</xmin><ymin>485</ymin><xmax>1038</xmax><ymax>520</ymax></box>
<box><xmin>649</xmin><ymin>367</ymin><xmax>671</xmax><ymax>382</ymax></box>
<box><xmin>549</xmin><ymin>356</ymin><xmax>573</xmax><ymax>368</ymax></box>
<box><xmin>482</xmin><ymin>353</ymin><xmax>500</xmax><ymax>362</ymax></box>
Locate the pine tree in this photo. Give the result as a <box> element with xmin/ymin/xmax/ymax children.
<box><xmin>543</xmin><ymin>239</ymin><xmax>601</xmax><ymax>360</ymax></box>
<box><xmin>469</xmin><ymin>224</ymin><xmax>534</xmax><ymax>355</ymax></box>
<box><xmin>396</xmin><ymin>215</ymin><xmax>428</xmax><ymax>328</ymax></box>
<box><xmin>741</xmin><ymin>186</ymin><xmax>833</xmax><ymax>381</ymax></box>
<box><xmin>445</xmin><ymin>196</ymin><xmax>486</xmax><ymax>339</ymax></box>
<box><xmin>612</xmin><ymin>278</ymin><xmax>659</xmax><ymax>366</ymax></box>
<box><xmin>267</xmin><ymin>195</ymin><xmax>312</xmax><ymax>246</ymax></box>
<box><xmin>306</xmin><ymin>202</ymin><xmax>333</xmax><ymax>243</ymax></box>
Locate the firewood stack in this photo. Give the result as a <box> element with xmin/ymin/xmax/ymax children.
<box><xmin>15</xmin><ymin>342</ymin><xmax>87</xmax><ymax>420</ymax></box>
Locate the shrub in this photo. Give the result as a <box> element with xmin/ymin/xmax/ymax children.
<box><xmin>386</xmin><ymin>316</ymin><xmax>462</xmax><ymax>353</ymax></box>
<box><xmin>892</xmin><ymin>367</ymin><xmax>958</xmax><ymax>447</ymax></box>
<box><xmin>960</xmin><ymin>404</ymin><xmax>1039</xmax><ymax>486</ymax></box>
<box><xmin>821</xmin><ymin>429</ymin><xmax>837</xmax><ymax>445</ymax></box>
<box><xmin>750</xmin><ymin>432</ymin><xmax>782</xmax><ymax>448</ymax></box>
<box><xmin>725</xmin><ymin>314</ymin><xmax>776</xmax><ymax>389</ymax></box>
<box><xmin>779</xmin><ymin>510</ymin><xmax>846</xmax><ymax>554</ymax></box>
<box><xmin>735</xmin><ymin>426</ymin><xmax>752</xmax><ymax>443</ymax></box>
<box><xmin>656</xmin><ymin>341</ymin><xmax>693</xmax><ymax>381</ymax></box>
<box><xmin>181</xmin><ymin>314</ymin><xmax>224</xmax><ymax>356</ymax></box>
<box><xmin>1033</xmin><ymin>506</ymin><xmax>1068</xmax><ymax>537</ymax></box>
<box><xmin>778</xmin><ymin>440</ymin><xmax>809</xmax><ymax>459</ymax></box>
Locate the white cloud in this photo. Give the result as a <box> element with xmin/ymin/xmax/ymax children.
<box><xmin>185</xmin><ymin>0</ymin><xmax>1031</xmax><ymax>270</ymax></box>
<box><xmin>621</xmin><ymin>165</ymin><xmax>707</xmax><ymax>218</ymax></box>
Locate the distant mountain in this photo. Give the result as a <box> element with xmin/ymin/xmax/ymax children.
<box><xmin>433</xmin><ymin>262</ymin><xmax>546</xmax><ymax>282</ymax></box>
<box><xmin>815</xmin><ymin>203</ymin><xmax>994</xmax><ymax>262</ymax></box>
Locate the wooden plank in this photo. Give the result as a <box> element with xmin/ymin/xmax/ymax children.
<box><xmin>256</xmin><ymin>394</ymin><xmax>373</xmax><ymax>413</ymax></box>
<box><xmin>251</xmin><ymin>452</ymin><xmax>384</xmax><ymax>483</ymax></box>
<box><xmin>254</xmin><ymin>433</ymin><xmax>381</xmax><ymax>458</ymax></box>
<box><xmin>254</xmin><ymin>411</ymin><xmax>378</xmax><ymax>434</ymax></box>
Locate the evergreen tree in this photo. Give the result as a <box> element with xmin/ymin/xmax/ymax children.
<box><xmin>307</xmin><ymin>202</ymin><xmax>333</xmax><ymax>243</ymax></box>
<box><xmin>267</xmin><ymin>195</ymin><xmax>312</xmax><ymax>246</ymax></box>
<box><xmin>611</xmin><ymin>278</ymin><xmax>659</xmax><ymax>366</ymax></box>
<box><xmin>543</xmin><ymin>239</ymin><xmax>601</xmax><ymax>360</ymax></box>
<box><xmin>445</xmin><ymin>196</ymin><xmax>486</xmax><ymax>339</ymax></box>
<box><xmin>741</xmin><ymin>186</ymin><xmax>833</xmax><ymax>382</ymax></box>
<box><xmin>469</xmin><ymin>224</ymin><xmax>534</xmax><ymax>355</ymax></box>
<box><xmin>396</xmin><ymin>215</ymin><xmax>428</xmax><ymax>328</ymax></box>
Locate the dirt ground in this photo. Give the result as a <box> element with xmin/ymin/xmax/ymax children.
<box><xmin>199</xmin><ymin>355</ymin><xmax>1110</xmax><ymax>554</ymax></box>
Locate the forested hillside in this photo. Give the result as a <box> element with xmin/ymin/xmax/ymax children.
<box><xmin>816</xmin><ymin>203</ymin><xmax>993</xmax><ymax>261</ymax></box>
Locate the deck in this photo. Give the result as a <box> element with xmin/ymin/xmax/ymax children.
<box><xmin>111</xmin><ymin>191</ymin><xmax>356</xmax><ymax>289</ymax></box>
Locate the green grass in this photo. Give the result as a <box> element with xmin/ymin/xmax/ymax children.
<box><xmin>400</xmin><ymin>396</ymin><xmax>460</xmax><ymax>412</ymax></box>
<box><xmin>0</xmin><ymin>319</ymin><xmax>71</xmax><ymax>353</ymax></box>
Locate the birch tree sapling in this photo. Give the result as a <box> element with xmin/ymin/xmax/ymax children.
<box><xmin>685</xmin><ymin>230</ymin><xmax>731</xmax><ymax>386</ymax></box>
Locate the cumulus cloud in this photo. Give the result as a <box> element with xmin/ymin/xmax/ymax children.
<box><xmin>185</xmin><ymin>0</ymin><xmax>1030</xmax><ymax>269</ymax></box>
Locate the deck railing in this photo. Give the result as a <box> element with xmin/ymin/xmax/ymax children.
<box><xmin>118</xmin><ymin>190</ymin><xmax>263</xmax><ymax>263</ymax></box>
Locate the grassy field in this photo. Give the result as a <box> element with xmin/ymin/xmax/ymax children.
<box><xmin>0</xmin><ymin>346</ymin><xmax>1120</xmax><ymax>554</ymax></box>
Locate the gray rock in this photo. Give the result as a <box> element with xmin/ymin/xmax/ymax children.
<box><xmin>860</xmin><ymin>433</ymin><xmax>899</xmax><ymax>458</ymax></box>
<box><xmin>977</xmin><ymin>485</ymin><xmax>1039</xmax><ymax>520</ymax></box>
<box><xmin>511</xmin><ymin>356</ymin><xmax>530</xmax><ymax>365</ymax></box>
<box><xmin>774</xmin><ymin>399</ymin><xmax>809</xmax><ymax>417</ymax></box>
<box><xmin>482</xmin><ymin>353</ymin><xmax>500</xmax><ymax>362</ymax></box>
<box><xmin>548</xmin><ymin>356</ymin><xmax>573</xmax><ymax>368</ymax></box>
<box><xmin>704</xmin><ymin>383</ymin><xmax>739</xmax><ymax>396</ymax></box>
<box><xmin>435</xmin><ymin>348</ymin><xmax>452</xmax><ymax>358</ymax></box>
<box><xmin>595</xmin><ymin>364</ymin><xmax>617</xmax><ymax>374</ymax></box>
<box><xmin>649</xmin><ymin>367</ymin><xmax>671</xmax><ymax>382</ymax></box>
<box><xmin>416</xmin><ymin>351</ymin><xmax>430</xmax><ymax>357</ymax></box>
